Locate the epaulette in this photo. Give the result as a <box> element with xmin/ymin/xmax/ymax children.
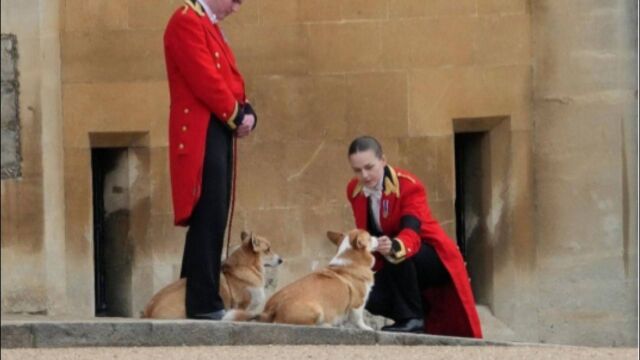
<box><xmin>182</xmin><ymin>0</ymin><xmax>205</xmax><ymax>16</ymax></box>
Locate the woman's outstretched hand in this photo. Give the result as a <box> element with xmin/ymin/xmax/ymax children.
<box><xmin>377</xmin><ymin>236</ymin><xmax>392</xmax><ymax>256</ymax></box>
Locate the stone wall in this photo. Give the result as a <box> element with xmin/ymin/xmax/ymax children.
<box><xmin>532</xmin><ymin>0</ymin><xmax>638</xmax><ymax>346</ymax></box>
<box><xmin>0</xmin><ymin>0</ymin><xmax>636</xmax><ymax>347</ymax></box>
<box><xmin>1</xmin><ymin>0</ymin><xmax>63</xmax><ymax>315</ymax></box>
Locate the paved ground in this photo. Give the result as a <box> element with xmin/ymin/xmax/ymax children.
<box><xmin>2</xmin><ymin>345</ymin><xmax>638</xmax><ymax>360</ymax></box>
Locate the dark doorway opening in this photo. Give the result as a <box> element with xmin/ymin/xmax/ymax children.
<box><xmin>454</xmin><ymin>132</ymin><xmax>484</xmax><ymax>259</ymax></box>
<box><xmin>454</xmin><ymin>131</ymin><xmax>491</xmax><ymax>306</ymax></box>
<box><xmin>91</xmin><ymin>147</ymin><xmax>131</xmax><ymax>317</ymax></box>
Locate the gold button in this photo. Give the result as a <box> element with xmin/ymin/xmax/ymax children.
<box><xmin>216</xmin><ymin>63</ymin><xmax>221</xmax><ymax>69</ymax></box>
<box><xmin>215</xmin><ymin>52</ymin><xmax>220</xmax><ymax>58</ymax></box>
<box><xmin>181</xmin><ymin>125</ymin><xmax>187</xmax><ymax>132</ymax></box>
<box><xmin>184</xmin><ymin>108</ymin><xmax>189</xmax><ymax>114</ymax></box>
<box><xmin>179</xmin><ymin>143</ymin><xmax>184</xmax><ymax>150</ymax></box>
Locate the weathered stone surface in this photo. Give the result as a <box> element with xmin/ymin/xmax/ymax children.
<box><xmin>0</xmin><ymin>323</ymin><xmax>34</xmax><ymax>348</ymax></box>
<box><xmin>1</xmin><ymin>319</ymin><xmax>523</xmax><ymax>349</ymax></box>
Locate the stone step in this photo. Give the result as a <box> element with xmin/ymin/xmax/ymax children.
<box><xmin>0</xmin><ymin>318</ymin><xmax>542</xmax><ymax>349</ymax></box>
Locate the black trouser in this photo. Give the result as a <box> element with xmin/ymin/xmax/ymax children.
<box><xmin>366</xmin><ymin>242</ymin><xmax>450</xmax><ymax>322</ymax></box>
<box><xmin>180</xmin><ymin>116</ymin><xmax>233</xmax><ymax>317</ymax></box>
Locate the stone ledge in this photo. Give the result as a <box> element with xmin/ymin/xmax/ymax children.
<box><xmin>1</xmin><ymin>319</ymin><xmax>527</xmax><ymax>349</ymax></box>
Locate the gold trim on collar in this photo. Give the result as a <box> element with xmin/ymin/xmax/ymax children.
<box><xmin>351</xmin><ymin>182</ymin><xmax>363</xmax><ymax>198</ymax></box>
<box><xmin>351</xmin><ymin>165</ymin><xmax>400</xmax><ymax>198</ymax></box>
<box><xmin>183</xmin><ymin>0</ymin><xmax>205</xmax><ymax>16</ymax></box>
<box><xmin>383</xmin><ymin>166</ymin><xmax>400</xmax><ymax>197</ymax></box>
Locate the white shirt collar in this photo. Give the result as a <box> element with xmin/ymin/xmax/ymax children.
<box><xmin>197</xmin><ymin>0</ymin><xmax>218</xmax><ymax>24</ymax></box>
<box><xmin>363</xmin><ymin>178</ymin><xmax>383</xmax><ymax>198</ymax></box>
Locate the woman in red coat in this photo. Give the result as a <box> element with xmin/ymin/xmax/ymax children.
<box><xmin>346</xmin><ymin>136</ymin><xmax>482</xmax><ymax>337</ymax></box>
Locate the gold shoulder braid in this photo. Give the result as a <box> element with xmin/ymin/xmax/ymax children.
<box><xmin>182</xmin><ymin>0</ymin><xmax>205</xmax><ymax>16</ymax></box>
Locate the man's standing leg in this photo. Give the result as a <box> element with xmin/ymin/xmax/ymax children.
<box><xmin>180</xmin><ymin>117</ymin><xmax>232</xmax><ymax>319</ymax></box>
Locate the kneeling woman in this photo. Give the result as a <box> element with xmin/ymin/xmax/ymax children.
<box><xmin>345</xmin><ymin>136</ymin><xmax>482</xmax><ymax>337</ymax></box>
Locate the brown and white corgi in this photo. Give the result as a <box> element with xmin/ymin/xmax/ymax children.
<box><xmin>224</xmin><ymin>229</ymin><xmax>378</xmax><ymax>330</ymax></box>
<box><xmin>142</xmin><ymin>231</ymin><xmax>282</xmax><ymax>318</ymax></box>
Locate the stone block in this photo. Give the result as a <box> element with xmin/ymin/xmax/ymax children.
<box><xmin>62</xmin><ymin>82</ymin><xmax>168</xmax><ymax>148</ymax></box>
<box><xmin>62</xmin><ymin>30</ymin><xmax>166</xmax><ymax>83</ymax></box>
<box><xmin>223</xmin><ymin>0</ymin><xmax>260</xmax><ymax>26</ymax></box>
<box><xmin>509</xmin><ymin>131</ymin><xmax>535</xmax><ymax>273</ymax></box>
<box><xmin>228</xmin><ymin>322</ymin><xmax>377</xmax><ymax>345</ymax></box>
<box><xmin>234</xmin><ymin>140</ymin><xmax>289</xmax><ymax>209</ymax></box>
<box><xmin>149</xmin><ymin>320</ymin><xmax>234</xmax><ymax>346</ymax></box>
<box><xmin>388</xmin><ymin>0</ymin><xmax>427</xmax><ymax>18</ymax></box>
<box><xmin>227</xmin><ymin>24</ymin><xmax>309</xmax><ymax>76</ymax></box>
<box><xmin>64</xmin><ymin>0</ymin><xmax>129</xmax><ymax>32</ymax></box>
<box><xmin>0</xmin><ymin>323</ymin><xmax>34</xmax><ymax>348</ymax></box>
<box><xmin>243</xmin><ymin>208</ymin><xmax>304</xmax><ymax>258</ymax></box>
<box><xmin>33</xmin><ymin>321</ymin><xmax>151</xmax><ymax>347</ymax></box>
<box><xmin>247</xmin><ymin>75</ymin><xmax>347</xmax><ymax>142</ymax></box>
<box><xmin>475</xmin><ymin>14</ymin><xmax>530</xmax><ymax>66</ymax></box>
<box><xmin>398</xmin><ymin>136</ymin><xmax>454</xmax><ymax>201</ymax></box>
<box><xmin>301</xmin><ymin>205</ymin><xmax>355</xmax><ymax>258</ymax></box>
<box><xmin>128</xmin><ymin>0</ymin><xmax>183</xmax><ymax>30</ymax></box>
<box><xmin>424</xmin><ymin>0</ymin><xmax>478</xmax><ymax>16</ymax></box>
<box><xmin>259</xmin><ymin>0</ymin><xmax>300</xmax><ymax>24</ymax></box>
<box><xmin>15</xmin><ymin>179</ymin><xmax>44</xmax><ymax>253</ymax></box>
<box><xmin>409</xmin><ymin>65</ymin><xmax>531</xmax><ymax>136</ymax></box>
<box><xmin>298</xmin><ymin>0</ymin><xmax>342</xmax><ymax>22</ymax></box>
<box><xmin>0</xmin><ymin>1</ymin><xmax>40</xmax><ymax>38</ymax></box>
<box><xmin>341</xmin><ymin>0</ymin><xmax>388</xmax><ymax>20</ymax></box>
<box><xmin>308</xmin><ymin>22</ymin><xmax>382</xmax><ymax>73</ymax></box>
<box><xmin>0</xmin><ymin>181</ymin><xmax>19</xmax><ymax>248</ymax></box>
<box><xmin>284</xmin><ymin>140</ymin><xmax>349</xmax><ymax>207</ymax></box>
<box><xmin>382</xmin><ymin>17</ymin><xmax>476</xmax><ymax>69</ymax></box>
<box><xmin>147</xmin><ymin>214</ymin><xmax>184</xmax><ymax>263</ymax></box>
<box><xmin>63</xmin><ymin>148</ymin><xmax>92</xmax><ymax>258</ymax></box>
<box><xmin>1</xmin><ymin>34</ymin><xmax>17</xmax><ymax>82</ymax></box>
<box><xmin>478</xmin><ymin>0</ymin><xmax>529</xmax><ymax>14</ymax></box>
<box><xmin>346</xmin><ymin>72</ymin><xmax>408</xmax><ymax>139</ymax></box>
<box><xmin>149</xmin><ymin>147</ymin><xmax>172</xmax><ymax>215</ymax></box>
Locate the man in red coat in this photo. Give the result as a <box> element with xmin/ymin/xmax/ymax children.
<box><xmin>164</xmin><ymin>0</ymin><xmax>256</xmax><ymax>320</ymax></box>
<box><xmin>346</xmin><ymin>136</ymin><xmax>482</xmax><ymax>337</ymax></box>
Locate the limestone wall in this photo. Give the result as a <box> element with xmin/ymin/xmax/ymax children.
<box><xmin>0</xmin><ymin>0</ymin><xmax>636</xmax><ymax>347</ymax></box>
<box><xmin>532</xmin><ymin>0</ymin><xmax>638</xmax><ymax>346</ymax></box>
<box><xmin>1</xmin><ymin>0</ymin><xmax>65</xmax><ymax>315</ymax></box>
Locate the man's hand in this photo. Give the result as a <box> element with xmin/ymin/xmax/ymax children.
<box><xmin>236</xmin><ymin>114</ymin><xmax>255</xmax><ymax>138</ymax></box>
<box><xmin>376</xmin><ymin>236</ymin><xmax>393</xmax><ymax>256</ymax></box>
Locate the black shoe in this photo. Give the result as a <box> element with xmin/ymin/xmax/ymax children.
<box><xmin>188</xmin><ymin>309</ymin><xmax>226</xmax><ymax>320</ymax></box>
<box><xmin>381</xmin><ymin>318</ymin><xmax>424</xmax><ymax>333</ymax></box>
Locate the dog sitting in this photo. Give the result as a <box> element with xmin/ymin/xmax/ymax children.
<box><xmin>224</xmin><ymin>229</ymin><xmax>378</xmax><ymax>330</ymax></box>
<box><xmin>142</xmin><ymin>231</ymin><xmax>282</xmax><ymax>318</ymax></box>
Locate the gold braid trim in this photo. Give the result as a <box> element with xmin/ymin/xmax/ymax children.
<box><xmin>182</xmin><ymin>0</ymin><xmax>205</xmax><ymax>16</ymax></box>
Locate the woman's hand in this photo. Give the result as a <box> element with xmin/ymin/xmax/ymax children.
<box><xmin>376</xmin><ymin>236</ymin><xmax>393</xmax><ymax>256</ymax></box>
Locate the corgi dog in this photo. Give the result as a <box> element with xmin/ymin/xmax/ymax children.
<box><xmin>142</xmin><ymin>231</ymin><xmax>282</xmax><ymax>318</ymax></box>
<box><xmin>224</xmin><ymin>229</ymin><xmax>378</xmax><ymax>330</ymax></box>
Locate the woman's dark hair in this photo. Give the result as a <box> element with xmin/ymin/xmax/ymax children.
<box><xmin>348</xmin><ymin>136</ymin><xmax>383</xmax><ymax>159</ymax></box>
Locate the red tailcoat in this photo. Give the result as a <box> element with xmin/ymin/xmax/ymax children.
<box><xmin>347</xmin><ymin>166</ymin><xmax>483</xmax><ymax>338</ymax></box>
<box><xmin>164</xmin><ymin>1</ymin><xmax>247</xmax><ymax>226</ymax></box>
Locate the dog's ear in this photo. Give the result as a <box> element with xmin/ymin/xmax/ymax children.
<box><xmin>241</xmin><ymin>231</ymin><xmax>251</xmax><ymax>243</ymax></box>
<box><xmin>354</xmin><ymin>232</ymin><xmax>368</xmax><ymax>249</ymax></box>
<box><xmin>251</xmin><ymin>235</ymin><xmax>269</xmax><ymax>252</ymax></box>
<box><xmin>326</xmin><ymin>231</ymin><xmax>344</xmax><ymax>246</ymax></box>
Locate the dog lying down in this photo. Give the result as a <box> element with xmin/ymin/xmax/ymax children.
<box><xmin>142</xmin><ymin>231</ymin><xmax>282</xmax><ymax>319</ymax></box>
<box><xmin>224</xmin><ymin>229</ymin><xmax>379</xmax><ymax>330</ymax></box>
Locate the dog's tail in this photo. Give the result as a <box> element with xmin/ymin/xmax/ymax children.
<box><xmin>223</xmin><ymin>309</ymin><xmax>276</xmax><ymax>323</ymax></box>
